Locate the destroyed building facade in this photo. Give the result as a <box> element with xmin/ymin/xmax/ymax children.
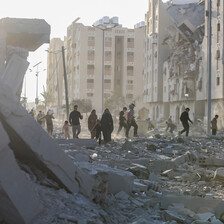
<box><xmin>144</xmin><ymin>0</ymin><xmax>224</xmax><ymax>128</ymax></box>
<box><xmin>163</xmin><ymin>0</ymin><xmax>205</xmax><ymax>122</ymax></box>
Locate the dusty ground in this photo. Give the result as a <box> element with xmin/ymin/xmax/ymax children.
<box><xmin>20</xmin><ymin>121</ymin><xmax>224</xmax><ymax>224</ymax></box>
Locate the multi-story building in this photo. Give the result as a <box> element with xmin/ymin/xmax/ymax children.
<box><xmin>162</xmin><ymin>1</ymin><xmax>205</xmax><ymax>122</ymax></box>
<box><xmin>144</xmin><ymin>0</ymin><xmax>172</xmax><ymax>121</ymax></box>
<box><xmin>198</xmin><ymin>0</ymin><xmax>224</xmax><ymax>128</ymax></box>
<box><xmin>64</xmin><ymin>19</ymin><xmax>145</xmax><ymax>114</ymax></box>
<box><xmin>46</xmin><ymin>38</ymin><xmax>64</xmax><ymax>115</ymax></box>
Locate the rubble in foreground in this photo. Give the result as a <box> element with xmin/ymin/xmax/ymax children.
<box><xmin>28</xmin><ymin>130</ymin><xmax>224</xmax><ymax>224</ymax></box>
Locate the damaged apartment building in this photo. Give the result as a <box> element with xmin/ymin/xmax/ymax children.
<box><xmin>145</xmin><ymin>0</ymin><xmax>224</xmax><ymax>128</ymax></box>
<box><xmin>144</xmin><ymin>0</ymin><xmax>204</xmax><ymax>122</ymax></box>
<box><xmin>163</xmin><ymin>0</ymin><xmax>204</xmax><ymax>122</ymax></box>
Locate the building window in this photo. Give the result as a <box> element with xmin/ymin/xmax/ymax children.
<box><xmin>127</xmin><ymin>80</ymin><xmax>133</xmax><ymax>84</ymax></box>
<box><xmin>104</xmin><ymin>79</ymin><xmax>111</xmax><ymax>83</ymax></box>
<box><xmin>127</xmin><ymin>38</ymin><xmax>134</xmax><ymax>48</ymax></box>
<box><xmin>217</xmin><ymin>0</ymin><xmax>220</xmax><ymax>7</ymax></box>
<box><xmin>127</xmin><ymin>66</ymin><xmax>134</xmax><ymax>76</ymax></box>
<box><xmin>105</xmin><ymin>65</ymin><xmax>111</xmax><ymax>75</ymax></box>
<box><xmin>87</xmin><ymin>79</ymin><xmax>94</xmax><ymax>89</ymax></box>
<box><xmin>104</xmin><ymin>79</ymin><xmax>111</xmax><ymax>89</ymax></box>
<box><xmin>87</xmin><ymin>79</ymin><xmax>94</xmax><ymax>83</ymax></box>
<box><xmin>127</xmin><ymin>52</ymin><xmax>134</xmax><ymax>57</ymax></box>
<box><xmin>105</xmin><ymin>51</ymin><xmax>112</xmax><ymax>57</ymax></box>
<box><xmin>216</xmin><ymin>50</ymin><xmax>220</xmax><ymax>59</ymax></box>
<box><xmin>87</xmin><ymin>93</ymin><xmax>94</xmax><ymax>97</ymax></box>
<box><xmin>127</xmin><ymin>38</ymin><xmax>134</xmax><ymax>43</ymax></box>
<box><xmin>88</xmin><ymin>50</ymin><xmax>95</xmax><ymax>60</ymax></box>
<box><xmin>217</xmin><ymin>77</ymin><xmax>220</xmax><ymax>85</ymax></box>
<box><xmin>217</xmin><ymin>23</ymin><xmax>220</xmax><ymax>32</ymax></box>
<box><xmin>88</xmin><ymin>36</ymin><xmax>95</xmax><ymax>41</ymax></box>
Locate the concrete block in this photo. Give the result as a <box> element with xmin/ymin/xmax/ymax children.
<box><xmin>149</xmin><ymin>160</ymin><xmax>175</xmax><ymax>174</ymax></box>
<box><xmin>75</xmin><ymin>162</ymin><xmax>134</xmax><ymax>195</ymax></box>
<box><xmin>199</xmin><ymin>157</ymin><xmax>224</xmax><ymax>167</ymax></box>
<box><xmin>0</xmin><ymin>18</ymin><xmax>50</xmax><ymax>51</ymax></box>
<box><xmin>214</xmin><ymin>168</ymin><xmax>224</xmax><ymax>181</ymax></box>
<box><xmin>1</xmin><ymin>54</ymin><xmax>29</xmax><ymax>98</ymax></box>
<box><xmin>0</xmin><ymin>124</ymin><xmax>42</xmax><ymax>224</ymax></box>
<box><xmin>160</xmin><ymin>195</ymin><xmax>224</xmax><ymax>219</ymax></box>
<box><xmin>0</xmin><ymin>102</ymin><xmax>79</xmax><ymax>193</ymax></box>
<box><xmin>171</xmin><ymin>152</ymin><xmax>191</xmax><ymax>165</ymax></box>
<box><xmin>126</xmin><ymin>163</ymin><xmax>149</xmax><ymax>179</ymax></box>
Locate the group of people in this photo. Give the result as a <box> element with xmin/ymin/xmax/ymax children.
<box><xmin>165</xmin><ymin>107</ymin><xmax>219</xmax><ymax>137</ymax></box>
<box><xmin>29</xmin><ymin>109</ymin><xmax>55</xmax><ymax>137</ymax></box>
<box><xmin>117</xmin><ymin>104</ymin><xmax>138</xmax><ymax>138</ymax></box>
<box><xmin>64</xmin><ymin>103</ymin><xmax>139</xmax><ymax>144</ymax></box>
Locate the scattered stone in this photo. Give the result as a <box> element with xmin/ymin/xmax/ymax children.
<box><xmin>127</xmin><ymin>163</ymin><xmax>149</xmax><ymax>179</ymax></box>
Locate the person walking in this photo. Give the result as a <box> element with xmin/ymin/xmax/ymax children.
<box><xmin>88</xmin><ymin>109</ymin><xmax>98</xmax><ymax>139</ymax></box>
<box><xmin>211</xmin><ymin>115</ymin><xmax>219</xmax><ymax>135</ymax></box>
<box><xmin>101</xmin><ymin>108</ymin><xmax>114</xmax><ymax>143</ymax></box>
<box><xmin>62</xmin><ymin>120</ymin><xmax>70</xmax><ymax>139</ymax></box>
<box><xmin>117</xmin><ymin>107</ymin><xmax>127</xmax><ymax>135</ymax></box>
<box><xmin>92</xmin><ymin>119</ymin><xmax>102</xmax><ymax>144</ymax></box>
<box><xmin>69</xmin><ymin>105</ymin><xmax>83</xmax><ymax>139</ymax></box>
<box><xmin>179</xmin><ymin>108</ymin><xmax>193</xmax><ymax>137</ymax></box>
<box><xmin>45</xmin><ymin>110</ymin><xmax>55</xmax><ymax>137</ymax></box>
<box><xmin>126</xmin><ymin>103</ymin><xmax>138</xmax><ymax>138</ymax></box>
<box><xmin>36</xmin><ymin>111</ymin><xmax>45</xmax><ymax>127</ymax></box>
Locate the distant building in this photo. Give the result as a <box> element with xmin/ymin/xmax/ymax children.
<box><xmin>199</xmin><ymin>0</ymin><xmax>224</xmax><ymax>128</ymax></box>
<box><xmin>144</xmin><ymin>0</ymin><xmax>172</xmax><ymax>120</ymax></box>
<box><xmin>64</xmin><ymin>19</ymin><xmax>145</xmax><ymax>114</ymax></box>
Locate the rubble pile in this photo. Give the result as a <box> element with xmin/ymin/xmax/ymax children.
<box><xmin>33</xmin><ymin>134</ymin><xmax>222</xmax><ymax>224</ymax></box>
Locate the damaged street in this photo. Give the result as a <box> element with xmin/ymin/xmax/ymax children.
<box><xmin>17</xmin><ymin>131</ymin><xmax>224</xmax><ymax>224</ymax></box>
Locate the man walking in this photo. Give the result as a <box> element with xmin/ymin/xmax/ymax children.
<box><xmin>126</xmin><ymin>103</ymin><xmax>138</xmax><ymax>138</ymax></box>
<box><xmin>179</xmin><ymin>108</ymin><xmax>193</xmax><ymax>137</ymax></box>
<box><xmin>117</xmin><ymin>107</ymin><xmax>127</xmax><ymax>135</ymax></box>
<box><xmin>211</xmin><ymin>115</ymin><xmax>219</xmax><ymax>135</ymax></box>
<box><xmin>69</xmin><ymin>105</ymin><xmax>83</xmax><ymax>139</ymax></box>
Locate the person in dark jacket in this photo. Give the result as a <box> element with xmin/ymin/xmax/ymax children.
<box><xmin>179</xmin><ymin>108</ymin><xmax>193</xmax><ymax>136</ymax></box>
<box><xmin>117</xmin><ymin>107</ymin><xmax>127</xmax><ymax>135</ymax></box>
<box><xmin>126</xmin><ymin>103</ymin><xmax>138</xmax><ymax>138</ymax></box>
<box><xmin>69</xmin><ymin>105</ymin><xmax>83</xmax><ymax>138</ymax></box>
<box><xmin>211</xmin><ymin>115</ymin><xmax>219</xmax><ymax>135</ymax></box>
<box><xmin>101</xmin><ymin>108</ymin><xmax>114</xmax><ymax>143</ymax></box>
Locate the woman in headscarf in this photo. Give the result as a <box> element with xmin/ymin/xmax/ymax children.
<box><xmin>101</xmin><ymin>108</ymin><xmax>114</xmax><ymax>143</ymax></box>
<box><xmin>88</xmin><ymin>109</ymin><xmax>97</xmax><ymax>139</ymax></box>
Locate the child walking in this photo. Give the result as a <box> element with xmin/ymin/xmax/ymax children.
<box><xmin>92</xmin><ymin>119</ymin><xmax>102</xmax><ymax>144</ymax></box>
<box><xmin>63</xmin><ymin>120</ymin><xmax>70</xmax><ymax>139</ymax></box>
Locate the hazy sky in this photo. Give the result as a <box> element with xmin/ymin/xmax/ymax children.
<box><xmin>1</xmin><ymin>0</ymin><xmax>163</xmax><ymax>102</ymax></box>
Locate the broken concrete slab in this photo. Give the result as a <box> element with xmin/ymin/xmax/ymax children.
<box><xmin>199</xmin><ymin>157</ymin><xmax>224</xmax><ymax>167</ymax></box>
<box><xmin>126</xmin><ymin>163</ymin><xmax>149</xmax><ymax>179</ymax></box>
<box><xmin>0</xmin><ymin>123</ymin><xmax>42</xmax><ymax>224</ymax></box>
<box><xmin>160</xmin><ymin>195</ymin><xmax>224</xmax><ymax>219</ymax></box>
<box><xmin>0</xmin><ymin>17</ymin><xmax>83</xmax><ymax>195</ymax></box>
<box><xmin>213</xmin><ymin>168</ymin><xmax>224</xmax><ymax>181</ymax></box>
<box><xmin>0</xmin><ymin>18</ymin><xmax>50</xmax><ymax>51</ymax></box>
<box><xmin>75</xmin><ymin>162</ymin><xmax>134</xmax><ymax>195</ymax></box>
